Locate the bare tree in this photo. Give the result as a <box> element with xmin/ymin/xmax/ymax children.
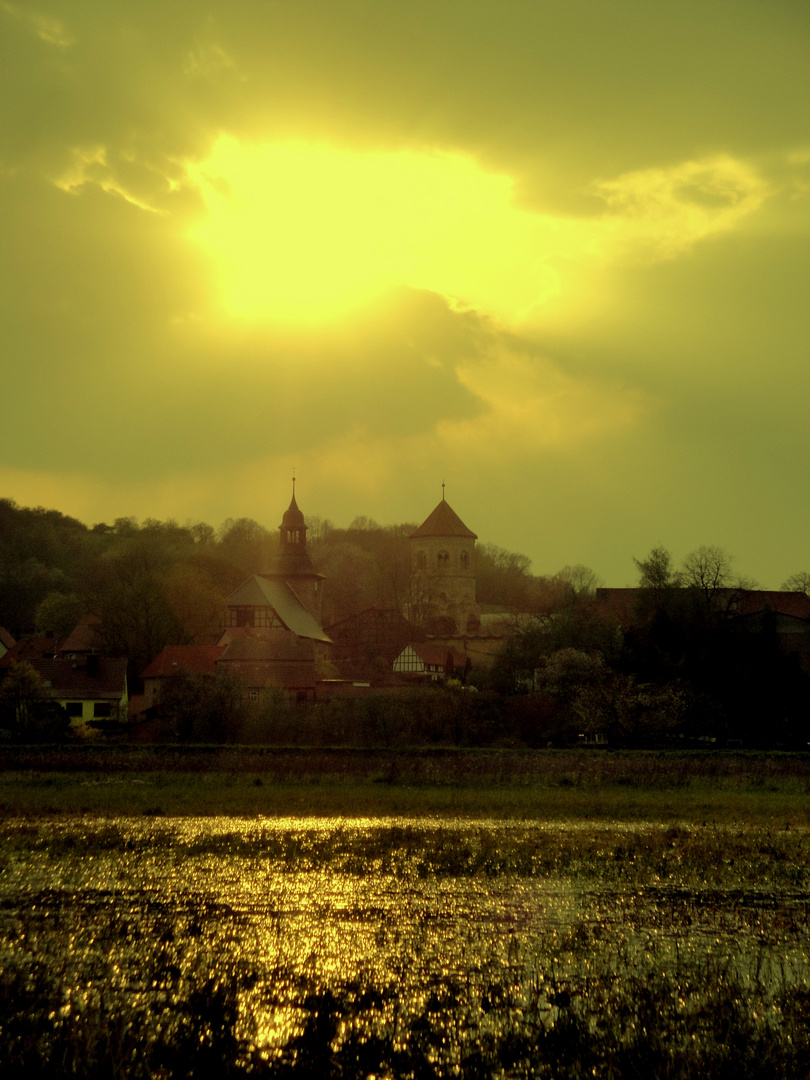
<box><xmin>553</xmin><ymin>564</ymin><xmax>603</xmax><ymax>601</ymax></box>
<box><xmin>781</xmin><ymin>572</ymin><xmax>810</xmax><ymax>594</ymax></box>
<box><xmin>680</xmin><ymin>545</ymin><xmax>755</xmax><ymax>612</ymax></box>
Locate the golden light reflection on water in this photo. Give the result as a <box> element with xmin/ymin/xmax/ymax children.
<box><xmin>2</xmin><ymin>817</ymin><xmax>810</xmax><ymax>1067</ymax></box>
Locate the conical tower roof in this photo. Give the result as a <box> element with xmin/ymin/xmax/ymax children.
<box><xmin>280</xmin><ymin>492</ymin><xmax>305</xmax><ymax>529</ymax></box>
<box><xmin>410</xmin><ymin>497</ymin><xmax>477</xmax><ymax>540</ymax></box>
<box><xmin>263</xmin><ymin>483</ymin><xmax>322</xmax><ymax>579</ymax></box>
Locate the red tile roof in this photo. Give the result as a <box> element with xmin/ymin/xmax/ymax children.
<box><xmin>29</xmin><ymin>657</ymin><xmax>127</xmax><ymax>701</ymax></box>
<box><xmin>0</xmin><ymin>635</ymin><xmax>62</xmax><ymax>667</ymax></box>
<box><xmin>61</xmin><ymin>613</ymin><xmax>103</xmax><ymax>654</ymax></box>
<box><xmin>141</xmin><ymin>646</ymin><xmax>226</xmax><ymax>679</ymax></box>
<box><xmin>410</xmin><ymin>499</ymin><xmax>477</xmax><ymax>540</ymax></box>
<box><xmin>411</xmin><ymin>642</ymin><xmax>466</xmax><ymax>668</ymax></box>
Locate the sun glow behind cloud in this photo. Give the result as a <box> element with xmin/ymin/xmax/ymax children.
<box><xmin>185</xmin><ymin>138</ymin><xmax>770</xmax><ymax>331</ymax></box>
<box><xmin>185</xmin><ymin>138</ymin><xmax>578</xmax><ymax>325</ymax></box>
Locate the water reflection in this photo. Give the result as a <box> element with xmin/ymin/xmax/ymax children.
<box><xmin>2</xmin><ymin>817</ymin><xmax>809</xmax><ymax>1075</ymax></box>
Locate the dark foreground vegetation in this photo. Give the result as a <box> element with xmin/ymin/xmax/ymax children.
<box><xmin>5</xmin><ymin>943</ymin><xmax>809</xmax><ymax>1079</ymax></box>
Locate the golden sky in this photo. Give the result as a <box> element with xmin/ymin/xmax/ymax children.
<box><xmin>2</xmin><ymin>0</ymin><xmax>809</xmax><ymax>585</ymax></box>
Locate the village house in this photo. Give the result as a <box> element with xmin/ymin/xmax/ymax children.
<box><xmin>140</xmin><ymin>645</ymin><xmax>226</xmax><ymax>711</ymax></box>
<box><xmin>28</xmin><ymin>655</ymin><xmax>128</xmax><ymax>728</ymax></box>
<box><xmin>0</xmin><ymin>625</ymin><xmax>128</xmax><ymax>732</ymax></box>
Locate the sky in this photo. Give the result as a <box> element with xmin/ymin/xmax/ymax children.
<box><xmin>2</xmin><ymin>0</ymin><xmax>809</xmax><ymax>587</ymax></box>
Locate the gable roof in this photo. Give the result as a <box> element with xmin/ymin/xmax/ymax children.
<box><xmin>29</xmin><ymin>657</ymin><xmax>128</xmax><ymax>701</ymax></box>
<box><xmin>0</xmin><ymin>635</ymin><xmax>61</xmax><ymax>667</ymax></box>
<box><xmin>393</xmin><ymin>642</ymin><xmax>467</xmax><ymax>672</ymax></box>
<box><xmin>141</xmin><ymin>645</ymin><xmax>226</xmax><ymax>680</ymax></box>
<box><xmin>225</xmin><ymin>575</ymin><xmax>332</xmax><ymax>642</ymax></box>
<box><xmin>412</xmin><ymin>642</ymin><xmax>467</xmax><ymax>668</ymax></box>
<box><xmin>410</xmin><ymin>499</ymin><xmax>477</xmax><ymax>540</ymax></box>
<box><xmin>61</xmin><ymin>613</ymin><xmax>103</xmax><ymax>654</ymax></box>
<box><xmin>218</xmin><ymin>637</ymin><xmax>315</xmax><ymax>663</ymax></box>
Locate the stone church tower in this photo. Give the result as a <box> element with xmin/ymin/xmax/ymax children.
<box><xmin>410</xmin><ymin>491</ymin><xmax>481</xmax><ymax>636</ymax></box>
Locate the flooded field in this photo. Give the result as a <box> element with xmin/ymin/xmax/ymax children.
<box><xmin>2</xmin><ymin>816</ymin><xmax>810</xmax><ymax>1077</ymax></box>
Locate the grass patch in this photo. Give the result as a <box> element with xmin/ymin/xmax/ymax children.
<box><xmin>1</xmin><ymin>746</ymin><xmax>810</xmax><ymax>823</ymax></box>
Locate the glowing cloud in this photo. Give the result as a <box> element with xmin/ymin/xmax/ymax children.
<box><xmin>184</xmin><ymin>138</ymin><xmax>583</xmax><ymax>325</ymax></box>
<box><xmin>184</xmin><ymin>139</ymin><xmax>771</xmax><ymax>329</ymax></box>
<box><xmin>590</xmin><ymin>156</ymin><xmax>769</xmax><ymax>261</ymax></box>
<box><xmin>55</xmin><ymin>147</ymin><xmax>169</xmax><ymax>214</ymax></box>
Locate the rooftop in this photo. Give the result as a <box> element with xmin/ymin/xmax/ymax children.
<box><xmin>410</xmin><ymin>498</ymin><xmax>477</xmax><ymax>540</ymax></box>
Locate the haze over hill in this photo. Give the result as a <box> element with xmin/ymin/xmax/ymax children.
<box><xmin>1</xmin><ymin>2</ymin><xmax>809</xmax><ymax>585</ymax></box>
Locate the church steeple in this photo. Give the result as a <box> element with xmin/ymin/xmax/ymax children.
<box><xmin>262</xmin><ymin>479</ymin><xmax>325</xmax><ymax>621</ymax></box>
<box><xmin>279</xmin><ymin>477</ymin><xmax>308</xmax><ymax>557</ymax></box>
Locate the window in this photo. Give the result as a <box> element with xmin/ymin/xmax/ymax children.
<box><xmin>460</xmin><ymin>551</ymin><xmax>469</xmax><ymax>570</ymax></box>
<box><xmin>226</xmin><ymin>606</ymin><xmax>282</xmax><ymax>629</ymax></box>
<box><xmin>438</xmin><ymin>550</ymin><xmax>449</xmax><ymax>568</ymax></box>
<box><xmin>65</xmin><ymin>702</ymin><xmax>82</xmax><ymax>718</ymax></box>
<box><xmin>249</xmin><ymin>689</ymin><xmax>259</xmax><ymax>703</ymax></box>
<box><xmin>93</xmin><ymin>702</ymin><xmax>112</xmax><ymax>718</ymax></box>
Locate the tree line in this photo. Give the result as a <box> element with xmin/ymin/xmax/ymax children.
<box><xmin>0</xmin><ymin>499</ymin><xmax>608</xmax><ymax>636</ymax></box>
<box><xmin>491</xmin><ymin>545</ymin><xmax>810</xmax><ymax>748</ymax></box>
<box><xmin>0</xmin><ymin>499</ymin><xmax>563</xmax><ymax>683</ymax></box>
<box><xmin>2</xmin><ymin>498</ymin><xmax>809</xmax><ymax>748</ymax></box>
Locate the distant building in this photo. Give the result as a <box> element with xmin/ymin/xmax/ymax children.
<box><xmin>140</xmin><ymin>484</ymin><xmax>334</xmax><ymax>710</ymax></box>
<box><xmin>140</xmin><ymin>645</ymin><xmax>226</xmax><ymax>711</ymax></box>
<box><xmin>392</xmin><ymin>642</ymin><xmax>468</xmax><ymax>682</ymax></box>
<box><xmin>0</xmin><ymin>619</ymin><xmax>128</xmax><ymax>732</ymax></box>
<box><xmin>325</xmin><ymin>493</ymin><xmax>500</xmax><ymax>682</ymax></box>
<box><xmin>410</xmin><ymin>492</ymin><xmax>480</xmax><ymax>637</ymax></box>
<box><xmin>325</xmin><ymin>605</ymin><xmax>425</xmax><ymax>683</ymax></box>
<box><xmin>595</xmin><ymin>586</ymin><xmax>810</xmax><ymax>674</ymax></box>
<box><xmin>60</xmin><ymin>613</ymin><xmax>104</xmax><ymax>659</ymax></box>
<box><xmin>30</xmin><ymin>655</ymin><xmax>128</xmax><ymax>728</ymax></box>
<box><xmin>216</xmin><ymin>483</ymin><xmax>332</xmax><ymax>700</ymax></box>
<box><xmin>402</xmin><ymin>492</ymin><xmax>524</xmax><ymax>673</ymax></box>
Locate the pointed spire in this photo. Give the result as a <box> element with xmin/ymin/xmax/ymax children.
<box><xmin>411</xmin><ymin>496</ymin><xmax>477</xmax><ymax>539</ymax></box>
<box><xmin>282</xmin><ymin>477</ymin><xmax>305</xmax><ymax>526</ymax></box>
